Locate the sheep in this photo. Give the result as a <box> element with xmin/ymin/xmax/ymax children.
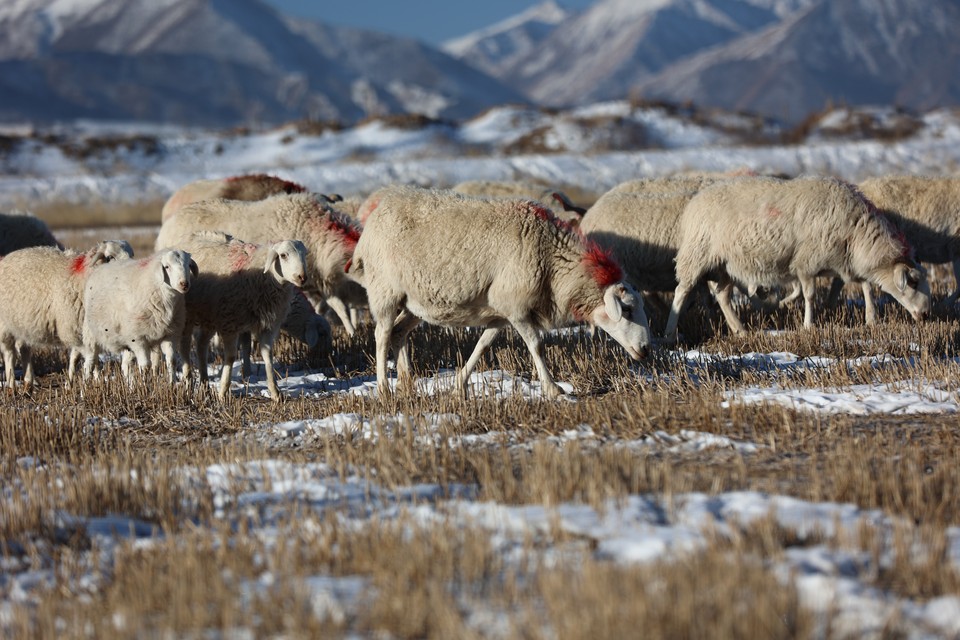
<box><xmin>451</xmin><ymin>180</ymin><xmax>588</xmax><ymax>224</ymax></box>
<box><xmin>606</xmin><ymin>175</ymin><xmax>720</xmax><ymax>196</ymax></box>
<box><xmin>160</xmin><ymin>174</ymin><xmax>309</xmax><ymax>222</ymax></box>
<box><xmin>174</xmin><ymin>231</ymin><xmax>308</xmax><ymax>401</ymax></box>
<box><xmin>0</xmin><ymin>240</ymin><xmax>134</xmax><ymax>390</ymax></box>
<box><xmin>663</xmin><ymin>176</ymin><xmax>931</xmax><ymax>340</ymax></box>
<box><xmin>858</xmin><ymin>176</ymin><xmax>960</xmax><ymax>307</ymax></box>
<box><xmin>82</xmin><ymin>249</ymin><xmax>197</xmax><ymax>382</ymax></box>
<box><xmin>154</xmin><ymin>192</ymin><xmax>366</xmax><ymax>336</ymax></box>
<box><xmin>347</xmin><ymin>185</ymin><xmax>651</xmax><ymax>399</ymax></box>
<box><xmin>0</xmin><ymin>210</ymin><xmax>62</xmax><ymax>255</ymax></box>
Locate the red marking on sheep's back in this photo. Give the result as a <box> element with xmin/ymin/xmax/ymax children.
<box><xmin>325</xmin><ymin>214</ymin><xmax>361</xmax><ymax>250</ymax></box>
<box><xmin>764</xmin><ymin>206</ymin><xmax>781</xmax><ymax>219</ymax></box>
<box><xmin>358</xmin><ymin>196</ymin><xmax>380</xmax><ymax>224</ymax></box>
<box><xmin>70</xmin><ymin>254</ymin><xmax>87</xmax><ymax>274</ymax></box>
<box><xmin>137</xmin><ymin>258</ymin><xmax>151</xmax><ymax>268</ymax></box>
<box><xmin>582</xmin><ymin>242</ymin><xmax>622</xmax><ymax>288</ymax></box>
<box><xmin>841</xmin><ymin>179</ymin><xmax>913</xmax><ymax>258</ymax></box>
<box><xmin>228</xmin><ymin>242</ymin><xmax>257</xmax><ymax>272</ymax></box>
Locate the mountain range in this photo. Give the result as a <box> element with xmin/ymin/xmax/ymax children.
<box><xmin>1</xmin><ymin>0</ymin><xmax>958</xmax><ymax>127</ymax></box>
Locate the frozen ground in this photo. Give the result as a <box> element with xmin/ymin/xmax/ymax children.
<box><xmin>4</xmin><ymin>101</ymin><xmax>960</xmax><ymax>635</ymax></box>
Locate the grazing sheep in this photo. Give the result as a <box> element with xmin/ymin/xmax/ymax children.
<box><xmin>858</xmin><ymin>176</ymin><xmax>960</xmax><ymax>306</ymax></box>
<box><xmin>664</xmin><ymin>176</ymin><xmax>931</xmax><ymax>339</ymax></box>
<box><xmin>161</xmin><ymin>174</ymin><xmax>309</xmax><ymax>222</ymax></box>
<box><xmin>451</xmin><ymin>180</ymin><xmax>587</xmax><ymax>224</ymax></box>
<box><xmin>155</xmin><ymin>192</ymin><xmax>366</xmax><ymax>336</ymax></box>
<box><xmin>82</xmin><ymin>249</ymin><xmax>197</xmax><ymax>382</ymax></box>
<box><xmin>348</xmin><ymin>186</ymin><xmax>651</xmax><ymax>399</ymax></box>
<box><xmin>0</xmin><ymin>240</ymin><xmax>133</xmax><ymax>390</ymax></box>
<box><xmin>177</xmin><ymin>231</ymin><xmax>308</xmax><ymax>401</ymax></box>
<box><xmin>0</xmin><ymin>210</ymin><xmax>62</xmax><ymax>255</ymax></box>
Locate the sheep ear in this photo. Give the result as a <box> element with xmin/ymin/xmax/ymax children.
<box><xmin>189</xmin><ymin>259</ymin><xmax>199</xmax><ymax>278</ymax></box>
<box><xmin>894</xmin><ymin>262</ymin><xmax>908</xmax><ymax>292</ymax></box>
<box><xmin>604</xmin><ymin>286</ymin><xmax>623</xmax><ymax>322</ymax></box>
<box><xmin>88</xmin><ymin>247</ymin><xmax>107</xmax><ymax>265</ymax></box>
<box><xmin>264</xmin><ymin>246</ymin><xmax>279</xmax><ymax>275</ymax></box>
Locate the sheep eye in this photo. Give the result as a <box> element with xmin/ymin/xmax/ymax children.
<box><xmin>280</xmin><ymin>253</ymin><xmax>287</xmax><ymax>259</ymax></box>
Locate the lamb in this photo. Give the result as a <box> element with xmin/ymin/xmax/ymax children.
<box><xmin>451</xmin><ymin>179</ymin><xmax>588</xmax><ymax>224</ymax></box>
<box><xmin>160</xmin><ymin>174</ymin><xmax>309</xmax><ymax>222</ymax></box>
<box><xmin>0</xmin><ymin>240</ymin><xmax>134</xmax><ymax>390</ymax></box>
<box><xmin>82</xmin><ymin>249</ymin><xmax>197</xmax><ymax>382</ymax></box>
<box><xmin>154</xmin><ymin>192</ymin><xmax>366</xmax><ymax>335</ymax></box>
<box><xmin>663</xmin><ymin>176</ymin><xmax>931</xmax><ymax>340</ymax></box>
<box><xmin>858</xmin><ymin>176</ymin><xmax>960</xmax><ymax>306</ymax></box>
<box><xmin>347</xmin><ymin>185</ymin><xmax>651</xmax><ymax>399</ymax></box>
<box><xmin>0</xmin><ymin>210</ymin><xmax>62</xmax><ymax>255</ymax></box>
<box><xmin>176</xmin><ymin>231</ymin><xmax>308</xmax><ymax>401</ymax></box>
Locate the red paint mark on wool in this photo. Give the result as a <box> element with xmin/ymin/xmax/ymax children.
<box><xmin>358</xmin><ymin>196</ymin><xmax>380</xmax><ymax>225</ymax></box>
<box><xmin>841</xmin><ymin>179</ymin><xmax>913</xmax><ymax>258</ymax></box>
<box><xmin>764</xmin><ymin>205</ymin><xmax>782</xmax><ymax>219</ymax></box>
<box><xmin>70</xmin><ymin>254</ymin><xmax>87</xmax><ymax>274</ymax></box>
<box><xmin>228</xmin><ymin>242</ymin><xmax>257</xmax><ymax>272</ymax></box>
<box><xmin>582</xmin><ymin>243</ymin><xmax>622</xmax><ymax>288</ymax></box>
<box><xmin>326</xmin><ymin>217</ymin><xmax>360</xmax><ymax>250</ymax></box>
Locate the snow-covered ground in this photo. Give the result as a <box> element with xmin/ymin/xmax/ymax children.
<box><xmin>4</xmin><ymin>101</ymin><xmax>960</xmax><ymax>635</ymax></box>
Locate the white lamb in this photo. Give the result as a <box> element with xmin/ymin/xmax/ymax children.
<box><xmin>858</xmin><ymin>176</ymin><xmax>960</xmax><ymax>306</ymax></box>
<box><xmin>451</xmin><ymin>180</ymin><xmax>587</xmax><ymax>224</ymax></box>
<box><xmin>664</xmin><ymin>176</ymin><xmax>931</xmax><ymax>339</ymax></box>
<box><xmin>82</xmin><ymin>249</ymin><xmax>197</xmax><ymax>382</ymax></box>
<box><xmin>177</xmin><ymin>231</ymin><xmax>308</xmax><ymax>402</ymax></box>
<box><xmin>160</xmin><ymin>173</ymin><xmax>309</xmax><ymax>222</ymax></box>
<box><xmin>347</xmin><ymin>185</ymin><xmax>651</xmax><ymax>399</ymax></box>
<box><xmin>0</xmin><ymin>240</ymin><xmax>133</xmax><ymax>390</ymax></box>
<box><xmin>155</xmin><ymin>193</ymin><xmax>365</xmax><ymax>336</ymax></box>
<box><xmin>0</xmin><ymin>210</ymin><xmax>62</xmax><ymax>255</ymax></box>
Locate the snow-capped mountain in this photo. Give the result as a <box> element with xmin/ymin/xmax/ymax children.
<box><xmin>445</xmin><ymin>0</ymin><xmax>960</xmax><ymax>124</ymax></box>
<box><xmin>0</xmin><ymin>0</ymin><xmax>527</xmax><ymax>126</ymax></box>
<box><xmin>635</xmin><ymin>0</ymin><xmax>960</xmax><ymax>123</ymax></box>
<box><xmin>441</xmin><ymin>0</ymin><xmax>573</xmax><ymax>80</ymax></box>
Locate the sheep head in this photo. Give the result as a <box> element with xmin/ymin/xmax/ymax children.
<box><xmin>88</xmin><ymin>239</ymin><xmax>134</xmax><ymax>266</ymax></box>
<box><xmin>591</xmin><ymin>283</ymin><xmax>651</xmax><ymax>361</ymax></box>
<box><xmin>157</xmin><ymin>249</ymin><xmax>196</xmax><ymax>294</ymax></box>
<box><xmin>264</xmin><ymin>239</ymin><xmax>308</xmax><ymax>287</ymax></box>
<box><xmin>874</xmin><ymin>257</ymin><xmax>930</xmax><ymax>321</ymax></box>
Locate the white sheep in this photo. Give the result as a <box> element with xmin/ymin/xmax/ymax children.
<box><xmin>160</xmin><ymin>174</ymin><xmax>309</xmax><ymax>222</ymax></box>
<box><xmin>82</xmin><ymin>249</ymin><xmax>197</xmax><ymax>382</ymax></box>
<box><xmin>0</xmin><ymin>210</ymin><xmax>62</xmax><ymax>255</ymax></box>
<box><xmin>664</xmin><ymin>176</ymin><xmax>931</xmax><ymax>339</ymax></box>
<box><xmin>0</xmin><ymin>240</ymin><xmax>133</xmax><ymax>390</ymax></box>
<box><xmin>451</xmin><ymin>180</ymin><xmax>587</xmax><ymax>224</ymax></box>
<box><xmin>347</xmin><ymin>185</ymin><xmax>651</xmax><ymax>399</ymax></box>
<box><xmin>155</xmin><ymin>193</ymin><xmax>365</xmax><ymax>336</ymax></box>
<box><xmin>176</xmin><ymin>231</ymin><xmax>308</xmax><ymax>401</ymax></box>
<box><xmin>606</xmin><ymin>175</ymin><xmax>720</xmax><ymax>196</ymax></box>
<box><xmin>858</xmin><ymin>176</ymin><xmax>960</xmax><ymax>306</ymax></box>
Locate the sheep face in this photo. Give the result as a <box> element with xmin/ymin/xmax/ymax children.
<box><xmin>158</xmin><ymin>249</ymin><xmax>197</xmax><ymax>294</ymax></box>
<box><xmin>264</xmin><ymin>240</ymin><xmax>308</xmax><ymax>287</ymax></box>
<box><xmin>874</xmin><ymin>259</ymin><xmax>931</xmax><ymax>321</ymax></box>
<box><xmin>591</xmin><ymin>283</ymin><xmax>651</xmax><ymax>360</ymax></box>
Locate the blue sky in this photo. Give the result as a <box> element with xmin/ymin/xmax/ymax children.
<box><xmin>263</xmin><ymin>1</ymin><xmax>596</xmax><ymax>46</ymax></box>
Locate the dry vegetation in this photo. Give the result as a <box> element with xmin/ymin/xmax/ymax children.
<box><xmin>3</xmin><ymin>215</ymin><xmax>960</xmax><ymax>637</ymax></box>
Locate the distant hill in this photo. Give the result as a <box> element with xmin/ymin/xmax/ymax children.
<box><xmin>444</xmin><ymin>0</ymin><xmax>960</xmax><ymax>124</ymax></box>
<box><xmin>0</xmin><ymin>0</ymin><xmax>527</xmax><ymax>126</ymax></box>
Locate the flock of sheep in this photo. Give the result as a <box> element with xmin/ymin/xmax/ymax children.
<box><xmin>0</xmin><ymin>169</ymin><xmax>955</xmax><ymax>400</ymax></box>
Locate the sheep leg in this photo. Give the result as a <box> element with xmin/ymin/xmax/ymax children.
<box><xmin>0</xmin><ymin>337</ymin><xmax>16</xmax><ymax>389</ymax></box>
<box><xmin>121</xmin><ymin>350</ymin><xmax>135</xmax><ymax>382</ymax></box>
<box><xmin>239</xmin><ymin>332</ymin><xmax>252</xmax><ymax>380</ymax></box>
<box><xmin>713</xmin><ymin>275</ymin><xmax>745</xmax><ymax>334</ymax></box>
<box><xmin>862</xmin><ymin>282</ymin><xmax>877</xmax><ymax>325</ymax></box>
<box><xmin>19</xmin><ymin>344</ymin><xmax>34</xmax><ymax>391</ymax></box>
<box><xmin>455</xmin><ymin>328</ymin><xmax>501</xmax><ymax>396</ymax></box>
<box><xmin>512</xmin><ymin>322</ymin><xmax>563</xmax><ymax>399</ymax></box>
<box><xmin>196</xmin><ymin>329</ymin><xmax>213</xmax><ymax>383</ymax></box>
<box><xmin>257</xmin><ymin>330</ymin><xmax>282</xmax><ymax>402</ymax></box>
<box><xmin>159</xmin><ymin>340</ymin><xmax>176</xmax><ymax>384</ymax></box>
<box><xmin>825</xmin><ymin>277</ymin><xmax>845</xmax><ymax>310</ymax></box>
<box><xmin>778</xmin><ymin>281</ymin><xmax>803</xmax><ymax>308</ymax></box>
<box><xmin>67</xmin><ymin>348</ymin><xmax>81</xmax><ymax>383</ymax></box>
<box><xmin>373</xmin><ymin>304</ymin><xmax>399</xmax><ymax>395</ymax></box>
<box><xmin>218</xmin><ymin>333</ymin><xmax>239</xmax><ymax>400</ymax></box>
<box><xmin>799</xmin><ymin>275</ymin><xmax>817</xmax><ymax>328</ymax></box>
<box><xmin>390</xmin><ymin>310</ymin><xmax>422</xmax><ymax>391</ymax></box>
<box><xmin>664</xmin><ymin>285</ymin><xmax>690</xmax><ymax>342</ymax></box>
<box><xmin>326</xmin><ymin>295</ymin><xmax>356</xmax><ymax>337</ymax></box>
<box><xmin>131</xmin><ymin>345</ymin><xmax>152</xmax><ymax>380</ymax></box>
<box><xmin>82</xmin><ymin>344</ymin><xmax>99</xmax><ymax>381</ymax></box>
<box><xmin>180</xmin><ymin>329</ymin><xmax>193</xmax><ymax>381</ymax></box>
